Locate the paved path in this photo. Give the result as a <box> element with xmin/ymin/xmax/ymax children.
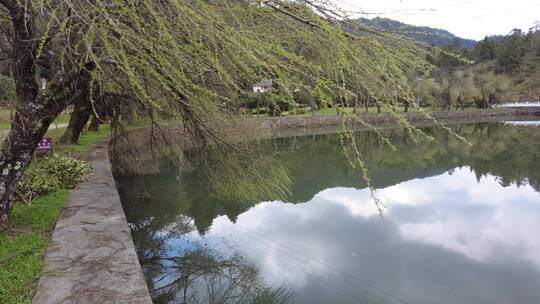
<box><xmin>33</xmin><ymin>141</ymin><xmax>152</xmax><ymax>304</ymax></box>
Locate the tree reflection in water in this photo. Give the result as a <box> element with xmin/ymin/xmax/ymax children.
<box><xmin>132</xmin><ymin>215</ymin><xmax>293</xmax><ymax>304</ymax></box>
<box><xmin>119</xmin><ymin>121</ymin><xmax>540</xmax><ymax>303</ymax></box>
<box><xmin>121</xmin><ymin>122</ymin><xmax>540</xmax><ymax>233</ymax></box>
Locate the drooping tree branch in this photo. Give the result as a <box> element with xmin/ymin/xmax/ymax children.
<box><xmin>0</xmin><ymin>0</ymin><xmax>431</xmax><ymax>226</ymax></box>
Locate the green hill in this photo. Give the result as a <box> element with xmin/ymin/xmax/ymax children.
<box><xmin>357</xmin><ymin>17</ymin><xmax>477</xmax><ymax>48</ymax></box>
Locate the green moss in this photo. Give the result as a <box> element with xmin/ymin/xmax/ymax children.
<box><xmin>0</xmin><ymin>110</ymin><xmax>13</xmax><ymax>131</ymax></box>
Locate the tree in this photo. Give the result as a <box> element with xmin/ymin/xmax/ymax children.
<box><xmin>474</xmin><ymin>37</ymin><xmax>497</xmax><ymax>61</ymax></box>
<box><xmin>449</xmin><ymin>70</ymin><xmax>478</xmax><ymax>109</ymax></box>
<box><xmin>58</xmin><ymin>89</ymin><xmax>93</xmax><ymax>145</ymax></box>
<box><xmin>0</xmin><ymin>0</ymin><xmax>98</xmax><ymax>226</ymax></box>
<box><xmin>0</xmin><ymin>0</ymin><xmax>424</xmax><ymax>226</ymax></box>
<box><xmin>293</xmin><ymin>87</ymin><xmax>316</xmax><ymax>113</ymax></box>
<box><xmin>496</xmin><ymin>29</ymin><xmax>526</xmax><ymax>73</ymax></box>
<box><xmin>427</xmin><ymin>46</ymin><xmax>469</xmax><ymax>71</ymax></box>
<box><xmin>313</xmin><ymin>81</ymin><xmax>332</xmax><ymax>110</ymax></box>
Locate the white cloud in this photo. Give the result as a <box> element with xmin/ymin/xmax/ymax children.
<box><xmin>175</xmin><ymin>167</ymin><xmax>540</xmax><ymax>299</ymax></box>
<box><xmin>317</xmin><ymin>187</ymin><xmax>383</xmax><ymax>217</ymax></box>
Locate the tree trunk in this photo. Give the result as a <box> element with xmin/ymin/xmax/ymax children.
<box><xmin>0</xmin><ymin>110</ymin><xmax>60</xmax><ymax>227</ymax></box>
<box><xmin>0</xmin><ymin>66</ymin><xmax>93</xmax><ymax>225</ymax></box>
<box><xmin>59</xmin><ymin>99</ymin><xmax>92</xmax><ymax>144</ymax></box>
<box><xmin>457</xmin><ymin>96</ymin><xmax>464</xmax><ymax>110</ymax></box>
<box><xmin>0</xmin><ymin>1</ymin><xmax>97</xmax><ymax>226</ymax></box>
<box><xmin>88</xmin><ymin>115</ymin><xmax>101</xmax><ymax>132</ymax></box>
<box><xmin>255</xmin><ymin>100</ymin><xmax>259</xmax><ymax>117</ymax></box>
<box><xmin>0</xmin><ymin>0</ymin><xmax>41</xmax><ymax>227</ymax></box>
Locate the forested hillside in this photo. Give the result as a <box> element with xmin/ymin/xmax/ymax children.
<box><xmin>424</xmin><ymin>27</ymin><xmax>540</xmax><ymax>105</ymax></box>
<box><xmin>357</xmin><ymin>17</ymin><xmax>477</xmax><ymax>48</ymax></box>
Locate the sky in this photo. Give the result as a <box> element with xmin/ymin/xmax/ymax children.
<box><xmin>337</xmin><ymin>0</ymin><xmax>540</xmax><ymax>40</ymax></box>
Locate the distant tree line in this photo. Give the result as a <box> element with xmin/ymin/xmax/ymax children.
<box><xmin>419</xmin><ymin>26</ymin><xmax>540</xmax><ymax>109</ymax></box>
<box><xmin>431</xmin><ymin>27</ymin><xmax>540</xmax><ymax>74</ymax></box>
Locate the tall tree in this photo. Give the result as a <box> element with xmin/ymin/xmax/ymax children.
<box><xmin>475</xmin><ymin>37</ymin><xmax>497</xmax><ymax>61</ymax></box>
<box><xmin>0</xmin><ymin>0</ymin><xmax>424</xmax><ymax>226</ymax></box>
<box><xmin>496</xmin><ymin>29</ymin><xmax>526</xmax><ymax>73</ymax></box>
<box><xmin>0</xmin><ymin>0</ymin><xmax>97</xmax><ymax>226</ymax></box>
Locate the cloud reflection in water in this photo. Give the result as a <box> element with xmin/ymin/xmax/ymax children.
<box><xmin>193</xmin><ymin>167</ymin><xmax>540</xmax><ymax>303</ymax></box>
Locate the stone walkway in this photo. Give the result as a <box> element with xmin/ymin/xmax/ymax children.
<box><xmin>33</xmin><ymin>141</ymin><xmax>152</xmax><ymax>304</ymax></box>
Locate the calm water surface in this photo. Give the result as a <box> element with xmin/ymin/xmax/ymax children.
<box><xmin>117</xmin><ymin>122</ymin><xmax>540</xmax><ymax>304</ymax></box>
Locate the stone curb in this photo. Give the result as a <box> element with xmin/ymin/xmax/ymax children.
<box><xmin>33</xmin><ymin>141</ymin><xmax>152</xmax><ymax>304</ymax></box>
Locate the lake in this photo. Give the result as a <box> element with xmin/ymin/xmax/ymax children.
<box><xmin>117</xmin><ymin>121</ymin><xmax>540</xmax><ymax>304</ymax></box>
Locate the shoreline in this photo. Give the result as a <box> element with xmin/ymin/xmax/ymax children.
<box><xmin>111</xmin><ymin>107</ymin><xmax>540</xmax><ymax>177</ymax></box>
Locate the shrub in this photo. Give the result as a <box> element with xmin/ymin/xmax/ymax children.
<box><xmin>39</xmin><ymin>154</ymin><xmax>93</xmax><ymax>189</ymax></box>
<box><xmin>312</xmin><ymin>81</ymin><xmax>332</xmax><ymax>109</ymax></box>
<box><xmin>16</xmin><ymin>155</ymin><xmax>92</xmax><ymax>204</ymax></box>
<box><xmin>16</xmin><ymin>168</ymin><xmax>62</xmax><ymax>204</ymax></box>
<box><xmin>295</xmin><ymin>107</ymin><xmax>307</xmax><ymax>115</ymax></box>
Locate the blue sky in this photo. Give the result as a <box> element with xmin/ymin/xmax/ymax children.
<box><xmin>338</xmin><ymin>0</ymin><xmax>540</xmax><ymax>40</ymax></box>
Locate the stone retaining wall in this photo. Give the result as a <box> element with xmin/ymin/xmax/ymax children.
<box><xmin>33</xmin><ymin>142</ymin><xmax>152</xmax><ymax>304</ymax></box>
<box><xmin>259</xmin><ymin>107</ymin><xmax>540</xmax><ymax>132</ymax></box>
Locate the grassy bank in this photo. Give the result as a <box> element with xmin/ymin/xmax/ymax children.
<box><xmin>0</xmin><ymin>126</ymin><xmax>110</xmax><ymax>304</ymax></box>
<box><xmin>0</xmin><ymin>109</ymin><xmax>72</xmax><ymax>131</ymax></box>
<box><xmin>46</xmin><ymin>125</ymin><xmax>111</xmax><ymax>154</ymax></box>
<box><xmin>0</xmin><ymin>190</ymin><xmax>68</xmax><ymax>304</ymax></box>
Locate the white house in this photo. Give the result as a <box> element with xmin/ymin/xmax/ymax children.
<box><xmin>253</xmin><ymin>79</ymin><xmax>273</xmax><ymax>93</ymax></box>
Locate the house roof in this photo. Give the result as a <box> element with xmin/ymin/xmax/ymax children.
<box><xmin>254</xmin><ymin>79</ymin><xmax>273</xmax><ymax>87</ymax></box>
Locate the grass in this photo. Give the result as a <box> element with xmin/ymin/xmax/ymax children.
<box><xmin>45</xmin><ymin>124</ymin><xmax>111</xmax><ymax>154</ymax></box>
<box><xmin>0</xmin><ymin>105</ymin><xmax>110</xmax><ymax>154</ymax></box>
<box><xmin>0</xmin><ymin>126</ymin><xmax>110</xmax><ymax>304</ymax></box>
<box><xmin>0</xmin><ymin>109</ymin><xmax>72</xmax><ymax>131</ymax></box>
<box><xmin>0</xmin><ymin>190</ymin><xmax>68</xmax><ymax>304</ymax></box>
<box><xmin>0</xmin><ymin>109</ymin><xmax>13</xmax><ymax>130</ymax></box>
